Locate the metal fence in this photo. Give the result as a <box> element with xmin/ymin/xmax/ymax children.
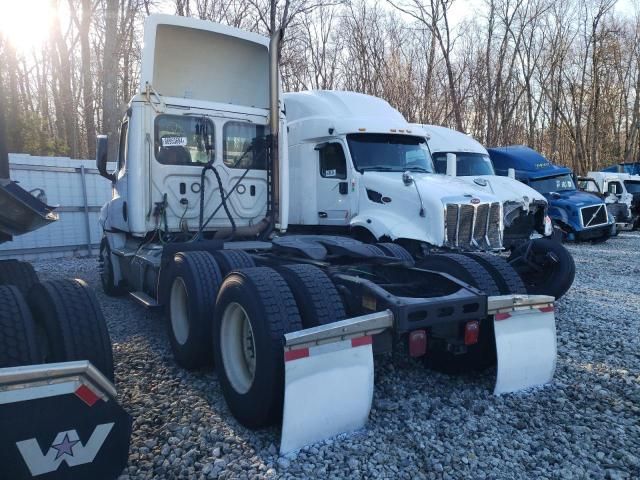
<box><xmin>0</xmin><ymin>154</ymin><xmax>115</xmax><ymax>261</ymax></box>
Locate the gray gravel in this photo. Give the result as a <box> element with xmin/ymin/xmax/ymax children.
<box><xmin>34</xmin><ymin>232</ymin><xmax>640</xmax><ymax>479</ymax></box>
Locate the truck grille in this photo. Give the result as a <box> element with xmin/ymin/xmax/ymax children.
<box><xmin>580</xmin><ymin>204</ymin><xmax>608</xmax><ymax>228</ymax></box>
<box><xmin>445</xmin><ymin>202</ymin><xmax>502</xmax><ymax>250</ymax></box>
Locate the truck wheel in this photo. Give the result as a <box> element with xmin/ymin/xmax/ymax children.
<box><xmin>417</xmin><ymin>253</ymin><xmax>500</xmax><ymax>296</ymax></box>
<box><xmin>212</xmin><ymin>250</ymin><xmax>256</xmax><ymax>277</ymax></box>
<box><xmin>376</xmin><ymin>243</ymin><xmax>415</xmax><ymax>265</ymax></box>
<box><xmin>277</xmin><ymin>264</ymin><xmax>346</xmax><ymax>328</ymax></box>
<box><xmin>27</xmin><ymin>279</ymin><xmax>114</xmax><ymax>381</ymax></box>
<box><xmin>100</xmin><ymin>238</ymin><xmax>127</xmax><ymax>296</ymax></box>
<box><xmin>0</xmin><ymin>260</ymin><xmax>39</xmax><ymax>296</ymax></box>
<box><xmin>460</xmin><ymin>253</ymin><xmax>526</xmax><ymax>294</ymax></box>
<box><xmin>508</xmin><ymin>238</ymin><xmax>575</xmax><ymax>300</ymax></box>
<box><xmin>167</xmin><ymin>251</ymin><xmax>222</xmax><ymax>369</ymax></box>
<box><xmin>0</xmin><ymin>285</ymin><xmax>43</xmax><ymax>368</ymax></box>
<box><xmin>213</xmin><ymin>267</ymin><xmax>302</xmax><ymax>428</ymax></box>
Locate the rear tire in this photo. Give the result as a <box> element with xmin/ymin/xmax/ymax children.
<box><xmin>213</xmin><ymin>267</ymin><xmax>302</xmax><ymax>428</ymax></box>
<box><xmin>417</xmin><ymin>253</ymin><xmax>500</xmax><ymax>295</ymax></box>
<box><xmin>0</xmin><ymin>260</ymin><xmax>39</xmax><ymax>296</ymax></box>
<box><xmin>212</xmin><ymin>250</ymin><xmax>256</xmax><ymax>277</ymax></box>
<box><xmin>0</xmin><ymin>285</ymin><xmax>42</xmax><ymax>367</ymax></box>
<box><xmin>460</xmin><ymin>253</ymin><xmax>526</xmax><ymax>294</ymax></box>
<box><xmin>508</xmin><ymin>238</ymin><xmax>575</xmax><ymax>300</ymax></box>
<box><xmin>376</xmin><ymin>243</ymin><xmax>415</xmax><ymax>265</ymax></box>
<box><xmin>27</xmin><ymin>279</ymin><xmax>114</xmax><ymax>381</ymax></box>
<box><xmin>277</xmin><ymin>264</ymin><xmax>346</xmax><ymax>328</ymax></box>
<box><xmin>166</xmin><ymin>251</ymin><xmax>222</xmax><ymax>369</ymax></box>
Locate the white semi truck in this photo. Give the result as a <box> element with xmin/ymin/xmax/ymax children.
<box><xmin>97</xmin><ymin>14</ymin><xmax>558</xmax><ymax>453</ymax></box>
<box><xmin>579</xmin><ymin>172</ymin><xmax>640</xmax><ymax>230</ymax></box>
<box><xmin>421</xmin><ymin>125</ymin><xmax>575</xmax><ymax>300</ymax></box>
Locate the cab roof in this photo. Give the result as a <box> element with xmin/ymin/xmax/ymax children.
<box><xmin>487</xmin><ymin>145</ymin><xmax>572</xmax><ymax>179</ymax></box>
<box><xmin>419</xmin><ymin>125</ymin><xmax>487</xmax><ymax>155</ymax></box>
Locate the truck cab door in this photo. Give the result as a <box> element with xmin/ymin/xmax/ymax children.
<box><xmin>106</xmin><ymin>121</ymin><xmax>130</xmax><ymax>232</ymax></box>
<box><xmin>315</xmin><ymin>142</ymin><xmax>351</xmax><ymax>226</ymax></box>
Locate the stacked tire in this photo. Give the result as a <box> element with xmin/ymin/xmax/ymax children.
<box><xmin>163</xmin><ymin>250</ymin><xmax>347</xmax><ymax>429</ymax></box>
<box><xmin>0</xmin><ymin>261</ymin><xmax>114</xmax><ymax>381</ymax></box>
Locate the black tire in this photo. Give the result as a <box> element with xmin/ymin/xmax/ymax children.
<box><xmin>166</xmin><ymin>251</ymin><xmax>222</xmax><ymax>369</ymax></box>
<box><xmin>0</xmin><ymin>260</ymin><xmax>39</xmax><ymax>296</ymax></box>
<box><xmin>508</xmin><ymin>238</ymin><xmax>575</xmax><ymax>300</ymax></box>
<box><xmin>417</xmin><ymin>253</ymin><xmax>500</xmax><ymax>296</ymax></box>
<box><xmin>27</xmin><ymin>279</ymin><xmax>114</xmax><ymax>381</ymax></box>
<box><xmin>277</xmin><ymin>264</ymin><xmax>346</xmax><ymax>328</ymax></box>
<box><xmin>359</xmin><ymin>244</ymin><xmax>387</xmax><ymax>258</ymax></box>
<box><xmin>0</xmin><ymin>285</ymin><xmax>42</xmax><ymax>367</ymax></box>
<box><xmin>212</xmin><ymin>250</ymin><xmax>256</xmax><ymax>277</ymax></box>
<box><xmin>376</xmin><ymin>243</ymin><xmax>415</xmax><ymax>265</ymax></box>
<box><xmin>460</xmin><ymin>253</ymin><xmax>526</xmax><ymax>294</ymax></box>
<box><xmin>213</xmin><ymin>267</ymin><xmax>302</xmax><ymax>428</ymax></box>
<box><xmin>99</xmin><ymin>238</ymin><xmax>127</xmax><ymax>296</ymax></box>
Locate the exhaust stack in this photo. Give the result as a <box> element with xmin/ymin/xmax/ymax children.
<box><xmin>269</xmin><ymin>29</ymin><xmax>283</xmax><ymax>228</ymax></box>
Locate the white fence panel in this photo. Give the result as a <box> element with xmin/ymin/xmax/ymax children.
<box><xmin>0</xmin><ymin>154</ymin><xmax>116</xmax><ymax>260</ymax></box>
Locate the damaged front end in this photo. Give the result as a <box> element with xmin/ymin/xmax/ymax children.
<box><xmin>502</xmin><ymin>199</ymin><xmax>548</xmax><ymax>250</ymax></box>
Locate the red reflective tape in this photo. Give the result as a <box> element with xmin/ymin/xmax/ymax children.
<box><xmin>494</xmin><ymin>312</ymin><xmax>511</xmax><ymax>321</ymax></box>
<box><xmin>351</xmin><ymin>335</ymin><xmax>373</xmax><ymax>348</ymax></box>
<box><xmin>75</xmin><ymin>384</ymin><xmax>100</xmax><ymax>407</ymax></box>
<box><xmin>539</xmin><ymin>306</ymin><xmax>554</xmax><ymax>313</ymax></box>
<box><xmin>284</xmin><ymin>348</ymin><xmax>309</xmax><ymax>362</ymax></box>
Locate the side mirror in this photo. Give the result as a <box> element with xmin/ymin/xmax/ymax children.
<box><xmin>97</xmin><ymin>135</ymin><xmax>115</xmax><ymax>182</ymax></box>
<box><xmin>445</xmin><ymin>153</ymin><xmax>457</xmax><ymax>177</ymax></box>
<box><xmin>507</xmin><ymin>168</ymin><xmax>516</xmax><ymax>179</ymax></box>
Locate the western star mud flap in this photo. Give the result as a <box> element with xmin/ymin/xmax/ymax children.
<box><xmin>488</xmin><ymin>295</ymin><xmax>557</xmax><ymax>395</ymax></box>
<box><xmin>280</xmin><ymin>311</ymin><xmax>393</xmax><ymax>454</ymax></box>
<box><xmin>0</xmin><ymin>361</ymin><xmax>131</xmax><ymax>480</ymax></box>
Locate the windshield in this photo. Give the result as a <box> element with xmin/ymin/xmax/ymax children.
<box><xmin>530</xmin><ymin>174</ymin><xmax>576</xmax><ymax>194</ymax></box>
<box><xmin>624</xmin><ymin>180</ymin><xmax>640</xmax><ymax>194</ymax></box>
<box><xmin>432</xmin><ymin>152</ymin><xmax>495</xmax><ymax>176</ymax></box>
<box><xmin>577</xmin><ymin>179</ymin><xmax>600</xmax><ymax>193</ymax></box>
<box><xmin>346</xmin><ymin>134</ymin><xmax>434</xmax><ymax>173</ymax></box>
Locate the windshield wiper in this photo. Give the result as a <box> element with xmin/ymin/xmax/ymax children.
<box><xmin>407</xmin><ymin>166</ymin><xmax>431</xmax><ymax>173</ymax></box>
<box><xmin>360</xmin><ymin>166</ymin><xmax>396</xmax><ymax>171</ymax></box>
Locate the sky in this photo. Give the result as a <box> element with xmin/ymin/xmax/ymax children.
<box><xmin>0</xmin><ymin>0</ymin><xmax>637</xmax><ymax>54</ymax></box>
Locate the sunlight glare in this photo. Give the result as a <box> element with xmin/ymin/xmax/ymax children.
<box><xmin>0</xmin><ymin>1</ymin><xmax>56</xmax><ymax>52</ymax></box>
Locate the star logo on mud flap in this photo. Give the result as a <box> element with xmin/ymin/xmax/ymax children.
<box><xmin>51</xmin><ymin>433</ymin><xmax>80</xmax><ymax>459</ymax></box>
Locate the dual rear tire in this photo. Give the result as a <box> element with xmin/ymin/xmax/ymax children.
<box><xmin>164</xmin><ymin>250</ymin><xmax>346</xmax><ymax>428</ymax></box>
<box><xmin>0</xmin><ymin>278</ymin><xmax>114</xmax><ymax>382</ymax></box>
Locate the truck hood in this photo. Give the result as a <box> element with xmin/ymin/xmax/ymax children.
<box><xmin>456</xmin><ymin>175</ymin><xmax>547</xmax><ymax>205</ymax></box>
<box><xmin>545</xmin><ymin>189</ymin><xmax>605</xmax><ymax>208</ymax></box>
<box><xmin>361</xmin><ymin>171</ymin><xmax>499</xmax><ymax>204</ymax></box>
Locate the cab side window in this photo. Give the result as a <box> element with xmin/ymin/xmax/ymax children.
<box><xmin>118</xmin><ymin>121</ymin><xmax>128</xmax><ymax>172</ymax></box>
<box><xmin>318</xmin><ymin>143</ymin><xmax>347</xmax><ymax>179</ymax></box>
<box><xmin>608</xmin><ymin>182</ymin><xmax>622</xmax><ymax>195</ymax></box>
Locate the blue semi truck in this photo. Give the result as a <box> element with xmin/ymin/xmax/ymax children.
<box><xmin>488</xmin><ymin>146</ymin><xmax>615</xmax><ymax>242</ymax></box>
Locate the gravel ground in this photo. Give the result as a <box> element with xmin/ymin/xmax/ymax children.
<box><xmin>34</xmin><ymin>232</ymin><xmax>640</xmax><ymax>480</ymax></box>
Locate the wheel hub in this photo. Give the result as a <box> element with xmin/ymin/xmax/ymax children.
<box><xmin>220</xmin><ymin>302</ymin><xmax>256</xmax><ymax>394</ymax></box>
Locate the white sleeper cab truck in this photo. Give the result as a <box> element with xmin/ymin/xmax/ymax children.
<box><xmin>421</xmin><ymin>125</ymin><xmax>575</xmax><ymax>300</ymax></box>
<box><xmin>0</xmin><ymin>112</ymin><xmax>131</xmax><ymax>477</ymax></box>
<box><xmin>97</xmin><ymin>14</ymin><xmax>559</xmax><ymax>454</ymax></box>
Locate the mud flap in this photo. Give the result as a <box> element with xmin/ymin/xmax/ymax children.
<box><xmin>493</xmin><ymin>303</ymin><xmax>556</xmax><ymax>395</ymax></box>
<box><xmin>0</xmin><ymin>361</ymin><xmax>131</xmax><ymax>480</ymax></box>
<box><xmin>279</xmin><ymin>311</ymin><xmax>393</xmax><ymax>454</ymax></box>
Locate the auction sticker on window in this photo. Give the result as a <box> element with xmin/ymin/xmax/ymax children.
<box><xmin>162</xmin><ymin>136</ymin><xmax>188</xmax><ymax>147</ymax></box>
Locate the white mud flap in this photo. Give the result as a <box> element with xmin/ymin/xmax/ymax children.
<box><xmin>490</xmin><ymin>296</ymin><xmax>557</xmax><ymax>395</ymax></box>
<box><xmin>279</xmin><ymin>311</ymin><xmax>393</xmax><ymax>455</ymax></box>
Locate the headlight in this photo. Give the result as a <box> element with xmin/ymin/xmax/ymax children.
<box><xmin>544</xmin><ymin>215</ymin><xmax>553</xmax><ymax>236</ymax></box>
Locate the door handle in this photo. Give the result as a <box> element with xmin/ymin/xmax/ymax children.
<box><xmin>318</xmin><ymin>211</ymin><xmax>328</xmax><ymax>218</ymax></box>
<box><xmin>339</xmin><ymin>181</ymin><xmax>348</xmax><ymax>195</ymax></box>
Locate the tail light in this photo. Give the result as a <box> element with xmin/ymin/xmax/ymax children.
<box><xmin>464</xmin><ymin>321</ymin><xmax>480</xmax><ymax>345</ymax></box>
<box><xmin>409</xmin><ymin>330</ymin><xmax>427</xmax><ymax>357</ymax></box>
